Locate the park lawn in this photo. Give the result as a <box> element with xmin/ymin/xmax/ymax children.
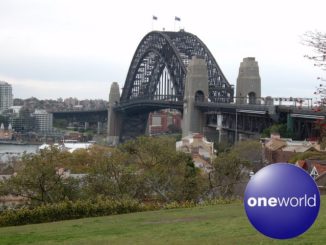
<box><xmin>0</xmin><ymin>197</ymin><xmax>325</xmax><ymax>245</ymax></box>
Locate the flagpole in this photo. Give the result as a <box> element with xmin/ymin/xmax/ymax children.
<box><xmin>152</xmin><ymin>15</ymin><xmax>158</xmax><ymax>31</ymax></box>
<box><xmin>174</xmin><ymin>16</ymin><xmax>181</xmax><ymax>31</ymax></box>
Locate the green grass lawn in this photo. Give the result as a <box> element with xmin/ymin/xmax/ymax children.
<box><xmin>0</xmin><ymin>197</ymin><xmax>325</xmax><ymax>245</ymax></box>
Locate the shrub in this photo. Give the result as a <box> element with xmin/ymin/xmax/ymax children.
<box><xmin>0</xmin><ymin>198</ymin><xmax>143</xmax><ymax>227</ymax></box>
<box><xmin>0</xmin><ymin>197</ymin><xmax>241</xmax><ymax>227</ymax></box>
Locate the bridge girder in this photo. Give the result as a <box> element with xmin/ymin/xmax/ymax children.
<box><xmin>121</xmin><ymin>31</ymin><xmax>234</xmax><ymax>104</ymax></box>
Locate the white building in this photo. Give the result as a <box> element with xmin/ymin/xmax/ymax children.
<box><xmin>10</xmin><ymin>105</ymin><xmax>22</xmax><ymax>114</ymax></box>
<box><xmin>176</xmin><ymin>133</ymin><xmax>214</xmax><ymax>173</ymax></box>
<box><xmin>33</xmin><ymin>109</ymin><xmax>53</xmax><ymax>132</ymax></box>
<box><xmin>0</xmin><ymin>81</ymin><xmax>13</xmax><ymax>112</ymax></box>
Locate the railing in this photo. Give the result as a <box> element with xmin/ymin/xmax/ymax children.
<box><xmin>231</xmin><ymin>97</ymin><xmax>314</xmax><ymax>109</ymax></box>
<box><xmin>120</xmin><ymin>95</ymin><xmax>183</xmax><ymax>104</ymax></box>
<box><xmin>117</xmin><ymin>96</ymin><xmax>317</xmax><ymax>114</ymax></box>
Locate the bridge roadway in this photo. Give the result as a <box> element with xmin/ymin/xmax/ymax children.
<box><xmin>52</xmin><ymin>102</ymin><xmax>326</xmax><ymax>121</ymax></box>
<box><xmin>115</xmin><ymin>99</ymin><xmax>326</xmax><ymax>118</ymax></box>
<box><xmin>52</xmin><ymin>109</ymin><xmax>108</xmax><ymax>132</ymax></box>
<box><xmin>114</xmin><ymin>99</ymin><xmax>183</xmax><ymax>113</ymax></box>
<box><xmin>52</xmin><ymin>109</ymin><xmax>107</xmax><ymax>121</ymax></box>
<box><xmin>194</xmin><ymin>102</ymin><xmax>274</xmax><ymax>114</ymax></box>
<box><xmin>277</xmin><ymin>106</ymin><xmax>326</xmax><ymax>119</ymax></box>
<box><xmin>52</xmin><ymin>101</ymin><xmax>326</xmax><ymax>140</ymax></box>
<box><xmin>113</xmin><ymin>99</ymin><xmax>275</xmax><ymax>114</ymax></box>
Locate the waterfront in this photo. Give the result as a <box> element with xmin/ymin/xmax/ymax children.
<box><xmin>0</xmin><ymin>144</ymin><xmax>39</xmax><ymax>162</ymax></box>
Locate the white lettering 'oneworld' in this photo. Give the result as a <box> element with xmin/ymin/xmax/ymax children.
<box><xmin>247</xmin><ymin>194</ymin><xmax>316</xmax><ymax>208</ymax></box>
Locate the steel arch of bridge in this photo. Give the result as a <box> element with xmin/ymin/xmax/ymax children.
<box><xmin>121</xmin><ymin>31</ymin><xmax>234</xmax><ymax>103</ymax></box>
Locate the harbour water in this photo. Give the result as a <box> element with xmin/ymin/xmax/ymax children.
<box><xmin>0</xmin><ymin>144</ymin><xmax>39</xmax><ymax>162</ymax></box>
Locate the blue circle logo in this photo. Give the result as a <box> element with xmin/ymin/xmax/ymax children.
<box><xmin>244</xmin><ymin>163</ymin><xmax>320</xmax><ymax>239</ymax></box>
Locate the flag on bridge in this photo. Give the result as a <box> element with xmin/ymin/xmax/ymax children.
<box><xmin>153</xmin><ymin>15</ymin><xmax>158</xmax><ymax>20</ymax></box>
<box><xmin>175</xmin><ymin>16</ymin><xmax>181</xmax><ymax>21</ymax></box>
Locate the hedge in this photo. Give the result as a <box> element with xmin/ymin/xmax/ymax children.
<box><xmin>0</xmin><ymin>198</ymin><xmax>239</xmax><ymax>227</ymax></box>
<box><xmin>0</xmin><ymin>198</ymin><xmax>146</xmax><ymax>227</ymax></box>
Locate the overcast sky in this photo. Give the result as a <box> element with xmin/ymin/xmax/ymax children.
<box><xmin>0</xmin><ymin>0</ymin><xmax>325</xmax><ymax>100</ymax></box>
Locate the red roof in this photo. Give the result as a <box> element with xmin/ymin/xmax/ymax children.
<box><xmin>314</xmin><ymin>163</ymin><xmax>326</xmax><ymax>175</ymax></box>
<box><xmin>297</xmin><ymin>160</ymin><xmax>308</xmax><ymax>170</ymax></box>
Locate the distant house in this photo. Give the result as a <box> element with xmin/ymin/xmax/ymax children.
<box><xmin>310</xmin><ymin>163</ymin><xmax>326</xmax><ymax>179</ymax></box>
<box><xmin>56</xmin><ymin>167</ymin><xmax>87</xmax><ymax>179</ymax></box>
<box><xmin>296</xmin><ymin>159</ymin><xmax>326</xmax><ymax>179</ymax></box>
<box><xmin>176</xmin><ymin>133</ymin><xmax>214</xmax><ymax>172</ymax></box>
<box><xmin>294</xmin><ymin>159</ymin><xmax>326</xmax><ymax>194</ymax></box>
<box><xmin>263</xmin><ymin>135</ymin><xmax>317</xmax><ymax>163</ymax></box>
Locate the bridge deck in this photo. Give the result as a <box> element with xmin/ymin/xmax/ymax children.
<box><xmin>114</xmin><ymin>100</ymin><xmax>183</xmax><ymax>113</ymax></box>
<box><xmin>52</xmin><ymin>102</ymin><xmax>326</xmax><ymax>120</ymax></box>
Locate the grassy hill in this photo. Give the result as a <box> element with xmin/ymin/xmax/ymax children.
<box><xmin>0</xmin><ymin>197</ymin><xmax>325</xmax><ymax>245</ymax></box>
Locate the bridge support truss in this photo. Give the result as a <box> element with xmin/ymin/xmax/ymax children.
<box><xmin>205</xmin><ymin>109</ymin><xmax>274</xmax><ymax>144</ymax></box>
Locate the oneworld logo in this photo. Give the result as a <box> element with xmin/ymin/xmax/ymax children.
<box><xmin>244</xmin><ymin>163</ymin><xmax>320</xmax><ymax>240</ymax></box>
<box><xmin>247</xmin><ymin>194</ymin><xmax>317</xmax><ymax>208</ymax></box>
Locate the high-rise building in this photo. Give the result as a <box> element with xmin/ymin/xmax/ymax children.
<box><xmin>10</xmin><ymin>107</ymin><xmax>36</xmax><ymax>132</ymax></box>
<box><xmin>33</xmin><ymin>109</ymin><xmax>53</xmax><ymax>132</ymax></box>
<box><xmin>0</xmin><ymin>81</ymin><xmax>13</xmax><ymax>112</ymax></box>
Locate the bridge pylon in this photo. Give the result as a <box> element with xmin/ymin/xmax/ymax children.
<box><xmin>236</xmin><ymin>57</ymin><xmax>261</xmax><ymax>104</ymax></box>
<box><xmin>182</xmin><ymin>56</ymin><xmax>209</xmax><ymax>137</ymax></box>
<box><xmin>107</xmin><ymin>82</ymin><xmax>121</xmax><ymax>145</ymax></box>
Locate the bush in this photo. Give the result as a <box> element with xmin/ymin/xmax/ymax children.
<box><xmin>0</xmin><ymin>197</ymin><xmax>242</xmax><ymax>227</ymax></box>
<box><xmin>0</xmin><ymin>198</ymin><xmax>144</xmax><ymax>227</ymax></box>
<box><xmin>289</xmin><ymin>151</ymin><xmax>326</xmax><ymax>163</ymax></box>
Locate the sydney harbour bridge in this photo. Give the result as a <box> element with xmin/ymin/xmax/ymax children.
<box><xmin>53</xmin><ymin>30</ymin><xmax>326</xmax><ymax>143</ymax></box>
<box><xmin>120</xmin><ymin>31</ymin><xmax>233</xmax><ymax>104</ymax></box>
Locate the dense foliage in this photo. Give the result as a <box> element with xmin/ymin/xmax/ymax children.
<box><xmin>261</xmin><ymin>123</ymin><xmax>293</xmax><ymax>138</ymax></box>
<box><xmin>0</xmin><ymin>198</ymin><xmax>143</xmax><ymax>227</ymax></box>
<box><xmin>0</xmin><ymin>137</ymin><xmax>262</xmax><ymax>226</ymax></box>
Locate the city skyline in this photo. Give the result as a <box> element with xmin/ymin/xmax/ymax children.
<box><xmin>0</xmin><ymin>0</ymin><xmax>325</xmax><ymax>100</ymax></box>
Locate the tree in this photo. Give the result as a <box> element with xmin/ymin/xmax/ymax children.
<box><xmin>214</xmin><ymin>140</ymin><xmax>231</xmax><ymax>154</ymax></box>
<box><xmin>208</xmin><ymin>140</ymin><xmax>262</xmax><ymax>198</ymax></box>
<box><xmin>181</xmin><ymin>154</ymin><xmax>207</xmax><ymax>201</ymax></box>
<box><xmin>83</xmin><ymin>147</ymin><xmax>141</xmax><ymax>200</ymax></box>
<box><xmin>120</xmin><ymin>136</ymin><xmax>204</xmax><ymax>202</ymax></box>
<box><xmin>261</xmin><ymin>123</ymin><xmax>293</xmax><ymax>138</ymax></box>
<box><xmin>232</xmin><ymin>140</ymin><xmax>264</xmax><ymax>172</ymax></box>
<box><xmin>83</xmin><ymin>136</ymin><xmax>205</xmax><ymax>202</ymax></box>
<box><xmin>209</xmin><ymin>151</ymin><xmax>250</xmax><ymax>198</ymax></box>
<box><xmin>53</xmin><ymin>118</ymin><xmax>68</xmax><ymax>129</ymax></box>
<box><xmin>68</xmin><ymin>147</ymin><xmax>95</xmax><ymax>173</ymax></box>
<box><xmin>302</xmin><ymin>31</ymin><xmax>326</xmax><ymax>108</ymax></box>
<box><xmin>0</xmin><ymin>147</ymin><xmax>79</xmax><ymax>205</ymax></box>
<box><xmin>302</xmin><ymin>31</ymin><xmax>326</xmax><ymax>141</ymax></box>
<box><xmin>302</xmin><ymin>31</ymin><xmax>326</xmax><ymax>70</ymax></box>
<box><xmin>289</xmin><ymin>151</ymin><xmax>326</xmax><ymax>163</ymax></box>
<box><xmin>314</xmin><ymin>119</ymin><xmax>326</xmax><ymax>149</ymax></box>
